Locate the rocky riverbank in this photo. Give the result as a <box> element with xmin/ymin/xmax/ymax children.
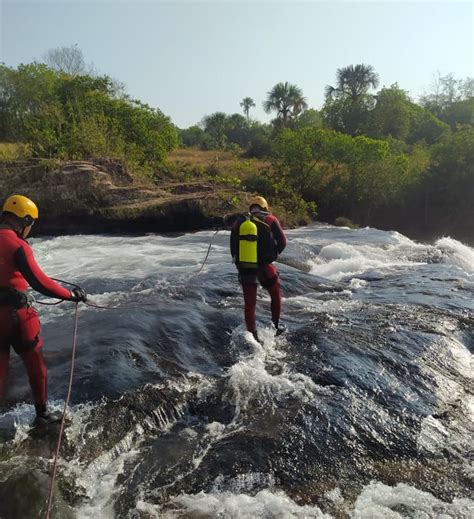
<box><xmin>0</xmin><ymin>159</ymin><xmax>251</xmax><ymax>235</ymax></box>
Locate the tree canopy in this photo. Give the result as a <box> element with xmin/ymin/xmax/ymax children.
<box><xmin>263</xmin><ymin>82</ymin><xmax>308</xmax><ymax>129</ymax></box>
<box><xmin>0</xmin><ymin>62</ymin><xmax>177</xmax><ymax>169</ymax></box>
<box><xmin>1</xmin><ymin>56</ymin><xmax>472</xmax><ymax>240</ymax></box>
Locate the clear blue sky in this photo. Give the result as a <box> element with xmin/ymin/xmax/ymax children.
<box><xmin>1</xmin><ymin>1</ymin><xmax>473</xmax><ymax>128</ymax></box>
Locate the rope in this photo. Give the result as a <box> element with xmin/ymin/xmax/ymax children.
<box><xmin>44</xmin><ymin>303</ymin><xmax>80</xmax><ymax>519</ymax></box>
<box><xmin>35</xmin><ymin>300</ymin><xmax>64</xmax><ymax>306</ymax></box>
<box><xmin>196</xmin><ymin>229</ymin><xmax>219</xmax><ymax>274</ymax></box>
<box><xmin>40</xmin><ymin>229</ymin><xmax>220</xmax><ymax>514</ymax></box>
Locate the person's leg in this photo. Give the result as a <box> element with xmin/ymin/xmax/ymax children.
<box><xmin>267</xmin><ymin>279</ymin><xmax>282</xmax><ymax>328</ymax></box>
<box><xmin>0</xmin><ymin>308</ymin><xmax>14</xmax><ymax>404</ymax></box>
<box><xmin>242</xmin><ymin>283</ymin><xmax>258</xmax><ymax>334</ymax></box>
<box><xmin>13</xmin><ymin>308</ymin><xmax>47</xmax><ymax>414</ymax></box>
<box><xmin>238</xmin><ymin>271</ymin><xmax>260</xmax><ymax>340</ymax></box>
<box><xmin>258</xmin><ymin>264</ymin><xmax>282</xmax><ymax>329</ymax></box>
<box><xmin>20</xmin><ymin>347</ymin><xmax>47</xmax><ymax>412</ymax></box>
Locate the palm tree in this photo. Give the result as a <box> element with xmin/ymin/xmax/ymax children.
<box><xmin>240</xmin><ymin>97</ymin><xmax>256</xmax><ymax>122</ymax></box>
<box><xmin>263</xmin><ymin>82</ymin><xmax>308</xmax><ymax>127</ymax></box>
<box><xmin>325</xmin><ymin>64</ymin><xmax>379</xmax><ymax>101</ymax></box>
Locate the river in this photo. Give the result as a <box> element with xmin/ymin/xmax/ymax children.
<box><xmin>0</xmin><ymin>224</ymin><xmax>472</xmax><ymax>518</ymax></box>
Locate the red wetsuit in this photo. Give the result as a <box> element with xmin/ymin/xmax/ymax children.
<box><xmin>230</xmin><ymin>212</ymin><xmax>287</xmax><ymax>333</ymax></box>
<box><xmin>0</xmin><ymin>228</ymin><xmax>72</xmax><ymax>408</ymax></box>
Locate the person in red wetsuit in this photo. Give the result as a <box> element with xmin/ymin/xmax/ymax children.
<box><xmin>0</xmin><ymin>195</ymin><xmax>87</xmax><ymax>425</ymax></box>
<box><xmin>230</xmin><ymin>196</ymin><xmax>287</xmax><ymax>343</ymax></box>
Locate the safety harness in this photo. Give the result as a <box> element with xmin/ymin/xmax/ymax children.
<box><xmin>0</xmin><ymin>287</ymin><xmax>34</xmax><ymax>309</ymax></box>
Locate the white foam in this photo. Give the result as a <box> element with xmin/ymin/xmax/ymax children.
<box><xmin>0</xmin><ymin>402</ymin><xmax>36</xmax><ymax>444</ymax></box>
<box><xmin>69</xmin><ymin>379</ymin><xmax>197</xmax><ymax>517</ymax></box>
<box><xmin>436</xmin><ymin>237</ymin><xmax>474</xmax><ymax>274</ymax></box>
<box><xmin>75</xmin><ymin>448</ymin><xmax>138</xmax><ymax>519</ymax></box>
<box><xmin>285</xmin><ymin>294</ymin><xmax>358</xmax><ymax>315</ymax></box>
<box><xmin>349</xmin><ymin>278</ymin><xmax>368</xmax><ymax>289</ymax></box>
<box><xmin>307</xmin><ymin>241</ymin><xmax>419</xmax><ymax>281</ymax></box>
<box><xmin>227</xmin><ymin>327</ymin><xmax>323</xmax><ymax>421</ymax></box>
<box><xmin>350</xmin><ymin>481</ymin><xmax>473</xmax><ymax>518</ymax></box>
<box><xmin>144</xmin><ymin>489</ymin><xmax>330</xmax><ymax>518</ymax></box>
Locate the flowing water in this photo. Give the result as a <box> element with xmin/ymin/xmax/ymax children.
<box><xmin>0</xmin><ymin>224</ymin><xmax>472</xmax><ymax>518</ymax></box>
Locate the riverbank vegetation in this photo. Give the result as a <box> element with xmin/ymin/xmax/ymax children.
<box><xmin>1</xmin><ymin>47</ymin><xmax>472</xmax><ymax>240</ymax></box>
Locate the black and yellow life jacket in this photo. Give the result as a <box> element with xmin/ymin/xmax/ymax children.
<box><xmin>235</xmin><ymin>213</ymin><xmax>277</xmax><ymax>269</ymax></box>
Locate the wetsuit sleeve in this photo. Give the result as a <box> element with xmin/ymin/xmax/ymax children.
<box><xmin>269</xmin><ymin>216</ymin><xmax>287</xmax><ymax>254</ymax></box>
<box><xmin>14</xmin><ymin>245</ymin><xmax>72</xmax><ymax>300</ymax></box>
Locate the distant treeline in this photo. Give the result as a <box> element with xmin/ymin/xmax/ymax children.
<box><xmin>182</xmin><ymin>66</ymin><xmax>473</xmax><ymax>239</ymax></box>
<box><xmin>0</xmin><ymin>52</ymin><xmax>473</xmax><ymax>240</ymax></box>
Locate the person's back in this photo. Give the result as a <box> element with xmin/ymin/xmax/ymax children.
<box><xmin>0</xmin><ymin>228</ymin><xmax>34</xmax><ymax>291</ymax></box>
<box><xmin>230</xmin><ymin>196</ymin><xmax>287</xmax><ymax>342</ymax></box>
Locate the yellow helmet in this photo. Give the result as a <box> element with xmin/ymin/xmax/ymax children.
<box><xmin>249</xmin><ymin>195</ymin><xmax>269</xmax><ymax>212</ymax></box>
<box><xmin>3</xmin><ymin>195</ymin><xmax>39</xmax><ymax>223</ymax></box>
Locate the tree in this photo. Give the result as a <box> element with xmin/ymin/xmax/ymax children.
<box><xmin>420</xmin><ymin>128</ymin><xmax>474</xmax><ymax>233</ymax></box>
<box><xmin>42</xmin><ymin>44</ymin><xmax>93</xmax><ymax>76</ymax></box>
<box><xmin>201</xmin><ymin>112</ymin><xmax>228</xmax><ymax>149</ymax></box>
<box><xmin>323</xmin><ymin>64</ymin><xmax>379</xmax><ymax>135</ymax></box>
<box><xmin>0</xmin><ymin>63</ymin><xmax>64</xmax><ymax>152</ymax></box>
<box><xmin>263</xmin><ymin>82</ymin><xmax>308</xmax><ymax>128</ymax></box>
<box><xmin>322</xmin><ymin>94</ymin><xmax>374</xmax><ymax>136</ymax></box>
<box><xmin>180</xmin><ymin>125</ymin><xmax>210</xmax><ymax>147</ymax></box>
<box><xmin>406</xmin><ymin>104</ymin><xmax>450</xmax><ymax>145</ymax></box>
<box><xmin>243</xmin><ymin>123</ymin><xmax>273</xmax><ymax>158</ymax></box>
<box><xmin>365</xmin><ymin>85</ymin><xmax>412</xmax><ymax>141</ymax></box>
<box><xmin>420</xmin><ymin>73</ymin><xmax>474</xmax><ymax>117</ymax></box>
<box><xmin>271</xmin><ymin>127</ymin><xmax>411</xmax><ymax>223</ymax></box>
<box><xmin>240</xmin><ymin>96</ymin><xmax>255</xmax><ymax>121</ymax></box>
<box><xmin>294</xmin><ymin>108</ymin><xmax>323</xmax><ymax>130</ymax></box>
<box><xmin>0</xmin><ymin>62</ymin><xmax>178</xmax><ymax>164</ymax></box>
<box><xmin>439</xmin><ymin>98</ymin><xmax>474</xmax><ymax>130</ymax></box>
<box><xmin>325</xmin><ymin>64</ymin><xmax>379</xmax><ymax>102</ymax></box>
<box><xmin>225</xmin><ymin>113</ymin><xmax>250</xmax><ymax>147</ymax></box>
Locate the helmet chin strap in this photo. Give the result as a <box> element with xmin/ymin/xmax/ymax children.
<box><xmin>20</xmin><ymin>225</ymin><xmax>29</xmax><ymax>238</ymax></box>
<box><xmin>15</xmin><ymin>216</ymin><xmax>34</xmax><ymax>237</ymax></box>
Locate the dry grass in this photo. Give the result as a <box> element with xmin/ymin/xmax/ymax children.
<box><xmin>169</xmin><ymin>148</ymin><xmax>236</xmax><ymax>165</ymax></box>
<box><xmin>168</xmin><ymin>148</ymin><xmax>270</xmax><ymax>171</ymax></box>
<box><xmin>0</xmin><ymin>142</ymin><xmax>31</xmax><ymax>161</ymax></box>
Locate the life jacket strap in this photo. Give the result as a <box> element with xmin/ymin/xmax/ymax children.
<box><xmin>237</xmin><ymin>261</ymin><xmax>258</xmax><ymax>269</ymax></box>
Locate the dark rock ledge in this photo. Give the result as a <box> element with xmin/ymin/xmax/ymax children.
<box><xmin>0</xmin><ymin>159</ymin><xmax>249</xmax><ymax>236</ymax></box>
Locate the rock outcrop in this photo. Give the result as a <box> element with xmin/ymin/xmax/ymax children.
<box><xmin>0</xmin><ymin>159</ymin><xmax>248</xmax><ymax>235</ymax></box>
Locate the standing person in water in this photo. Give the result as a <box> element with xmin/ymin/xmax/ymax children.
<box><xmin>230</xmin><ymin>196</ymin><xmax>287</xmax><ymax>342</ymax></box>
<box><xmin>0</xmin><ymin>195</ymin><xmax>87</xmax><ymax>425</ymax></box>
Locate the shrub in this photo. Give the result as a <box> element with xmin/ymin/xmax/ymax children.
<box><xmin>334</xmin><ymin>216</ymin><xmax>357</xmax><ymax>228</ymax></box>
<box><xmin>242</xmin><ymin>173</ymin><xmax>275</xmax><ymax>197</ymax></box>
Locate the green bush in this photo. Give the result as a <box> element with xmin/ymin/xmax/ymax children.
<box><xmin>0</xmin><ymin>63</ymin><xmax>178</xmax><ymax>169</ymax></box>
<box><xmin>242</xmin><ymin>173</ymin><xmax>275</xmax><ymax>198</ymax></box>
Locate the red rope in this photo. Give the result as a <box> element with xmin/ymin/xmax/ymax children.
<box><xmin>44</xmin><ymin>303</ymin><xmax>80</xmax><ymax>519</ymax></box>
